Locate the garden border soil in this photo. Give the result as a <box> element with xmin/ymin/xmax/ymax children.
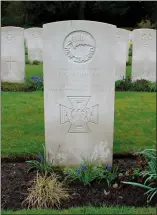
<box><xmin>1</xmin><ymin>156</ymin><xmax>157</xmax><ymax>210</ymax></box>
<box><xmin>1</xmin><ymin>152</ymin><xmax>137</xmax><ymax>163</ymax></box>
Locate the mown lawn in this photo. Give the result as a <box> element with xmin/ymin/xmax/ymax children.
<box><xmin>2</xmin><ymin>91</ymin><xmax>156</xmax><ymax>156</ymax></box>
<box><xmin>25</xmin><ymin>64</ymin><xmax>43</xmax><ymax>79</ymax></box>
<box><xmin>1</xmin><ymin>206</ymin><xmax>156</xmax><ymax>215</ymax></box>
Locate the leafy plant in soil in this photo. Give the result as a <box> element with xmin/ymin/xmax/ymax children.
<box><xmin>26</xmin><ymin>145</ymin><xmax>54</xmax><ymax>175</ymax></box>
<box><xmin>122</xmin><ymin>148</ymin><xmax>157</xmax><ymax>203</ymax></box>
<box><xmin>22</xmin><ymin>172</ymin><xmax>69</xmax><ymax>209</ymax></box>
<box><xmin>64</xmin><ymin>158</ymin><xmax>119</xmax><ymax>187</ymax></box>
<box><xmin>117</xmin><ymin>154</ymin><xmax>147</xmax><ymax>183</ymax></box>
<box><xmin>25</xmin><ymin>76</ymin><xmax>43</xmax><ymax>91</ymax></box>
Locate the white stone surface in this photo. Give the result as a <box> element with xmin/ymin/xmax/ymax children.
<box><xmin>132</xmin><ymin>29</ymin><xmax>156</xmax><ymax>82</ymax></box>
<box><xmin>1</xmin><ymin>26</ymin><xmax>25</xmax><ymax>83</ymax></box>
<box><xmin>43</xmin><ymin>20</ymin><xmax>117</xmax><ymax>166</ymax></box>
<box><xmin>115</xmin><ymin>28</ymin><xmax>130</xmax><ymax>80</ymax></box>
<box><xmin>24</xmin><ymin>27</ymin><xmax>43</xmax><ymax>62</ymax></box>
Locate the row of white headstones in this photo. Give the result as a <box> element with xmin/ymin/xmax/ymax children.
<box><xmin>1</xmin><ymin>24</ymin><xmax>156</xmax><ymax>83</ymax></box>
<box><xmin>1</xmin><ymin>21</ymin><xmax>156</xmax><ymax>166</ymax></box>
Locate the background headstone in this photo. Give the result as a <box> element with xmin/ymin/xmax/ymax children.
<box><xmin>24</xmin><ymin>27</ymin><xmax>43</xmax><ymax>62</ymax></box>
<box><xmin>43</xmin><ymin>20</ymin><xmax>117</xmax><ymax>166</ymax></box>
<box><xmin>132</xmin><ymin>29</ymin><xmax>156</xmax><ymax>82</ymax></box>
<box><xmin>1</xmin><ymin>26</ymin><xmax>25</xmax><ymax>83</ymax></box>
<box><xmin>115</xmin><ymin>28</ymin><xmax>130</xmax><ymax>80</ymax></box>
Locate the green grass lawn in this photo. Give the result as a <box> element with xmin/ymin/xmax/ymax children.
<box><xmin>2</xmin><ymin>206</ymin><xmax>156</xmax><ymax>215</ymax></box>
<box><xmin>25</xmin><ymin>64</ymin><xmax>43</xmax><ymax>79</ymax></box>
<box><xmin>2</xmin><ymin>91</ymin><xmax>156</xmax><ymax>156</ymax></box>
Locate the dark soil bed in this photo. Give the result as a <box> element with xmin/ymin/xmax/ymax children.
<box><xmin>1</xmin><ymin>158</ymin><xmax>156</xmax><ymax>210</ymax></box>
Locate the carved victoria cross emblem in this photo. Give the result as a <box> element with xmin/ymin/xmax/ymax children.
<box><xmin>60</xmin><ymin>96</ymin><xmax>99</xmax><ymax>133</ymax></box>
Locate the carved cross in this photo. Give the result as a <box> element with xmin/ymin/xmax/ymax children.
<box><xmin>60</xmin><ymin>96</ymin><xmax>99</xmax><ymax>133</ymax></box>
<box><xmin>6</xmin><ymin>57</ymin><xmax>16</xmax><ymax>74</ymax></box>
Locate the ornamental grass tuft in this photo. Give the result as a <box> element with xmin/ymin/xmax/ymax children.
<box><xmin>23</xmin><ymin>172</ymin><xmax>69</xmax><ymax>209</ymax></box>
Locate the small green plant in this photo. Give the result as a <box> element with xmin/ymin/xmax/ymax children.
<box><xmin>131</xmin><ymin>79</ymin><xmax>150</xmax><ymax>91</ymax></box>
<box><xmin>115</xmin><ymin>80</ymin><xmax>122</xmax><ymax>88</ymax></box>
<box><xmin>104</xmin><ymin>165</ymin><xmax>119</xmax><ymax>187</ymax></box>
<box><xmin>32</xmin><ymin>60</ymin><xmax>41</xmax><ymax>65</ymax></box>
<box><xmin>126</xmin><ymin>61</ymin><xmax>131</xmax><ymax>66</ymax></box>
<box><xmin>23</xmin><ymin>172</ymin><xmax>69</xmax><ymax>209</ymax></box>
<box><xmin>118</xmin><ymin>168</ymin><xmax>143</xmax><ymax>183</ymax></box>
<box><xmin>115</xmin><ymin>78</ymin><xmax>132</xmax><ymax>91</ymax></box>
<box><xmin>25</xmin><ymin>75</ymin><xmax>43</xmax><ymax>91</ymax></box>
<box><xmin>26</xmin><ymin>145</ymin><xmax>53</xmax><ymax>174</ymax></box>
<box><xmin>64</xmin><ymin>158</ymin><xmax>118</xmax><ymax>187</ymax></box>
<box><xmin>122</xmin><ymin>148</ymin><xmax>157</xmax><ymax>203</ymax></box>
<box><xmin>129</xmin><ymin>44</ymin><xmax>132</xmax><ymax>56</ymax></box>
<box><xmin>148</xmin><ymin>82</ymin><xmax>157</xmax><ymax>92</ymax></box>
<box><xmin>26</xmin><ymin>59</ymin><xmax>31</xmax><ymax>64</ymax></box>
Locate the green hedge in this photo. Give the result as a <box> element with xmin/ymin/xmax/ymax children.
<box><xmin>116</xmin><ymin>79</ymin><xmax>156</xmax><ymax>92</ymax></box>
<box><xmin>1</xmin><ymin>77</ymin><xmax>156</xmax><ymax>92</ymax></box>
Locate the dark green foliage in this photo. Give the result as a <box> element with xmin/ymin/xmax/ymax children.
<box><xmin>115</xmin><ymin>78</ymin><xmax>132</xmax><ymax>91</ymax></box>
<box><xmin>1</xmin><ymin>76</ymin><xmax>43</xmax><ymax>92</ymax></box>
<box><xmin>137</xmin><ymin>19</ymin><xmax>156</xmax><ymax>29</ymax></box>
<box><xmin>126</xmin><ymin>61</ymin><xmax>131</xmax><ymax>66</ymax></box>
<box><xmin>26</xmin><ymin>59</ymin><xmax>31</xmax><ymax>64</ymax></box>
<box><xmin>2</xmin><ymin>78</ymin><xmax>156</xmax><ymax>92</ymax></box>
<box><xmin>132</xmin><ymin>79</ymin><xmax>150</xmax><ymax>92</ymax></box>
<box><xmin>148</xmin><ymin>82</ymin><xmax>157</xmax><ymax>92</ymax></box>
<box><xmin>32</xmin><ymin>60</ymin><xmax>41</xmax><ymax>65</ymax></box>
<box><xmin>1</xmin><ymin>2</ymin><xmax>157</xmax><ymax>28</ymax></box>
<box><xmin>1</xmin><ymin>82</ymin><xmax>26</xmax><ymax>92</ymax></box>
<box><xmin>129</xmin><ymin>45</ymin><xmax>132</xmax><ymax>57</ymax></box>
<box><xmin>115</xmin><ymin>79</ymin><xmax>157</xmax><ymax>92</ymax></box>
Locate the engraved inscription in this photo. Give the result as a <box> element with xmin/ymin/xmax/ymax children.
<box><xmin>5</xmin><ymin>31</ymin><xmax>15</xmax><ymax>42</ymax></box>
<box><xmin>116</xmin><ymin>33</ymin><xmax>120</xmax><ymax>43</ymax></box>
<box><xmin>60</xmin><ymin>96</ymin><xmax>99</xmax><ymax>133</ymax></box>
<box><xmin>58</xmin><ymin>68</ymin><xmax>100</xmax><ymax>77</ymax></box>
<box><xmin>63</xmin><ymin>31</ymin><xmax>96</xmax><ymax>63</ymax></box>
<box><xmin>141</xmin><ymin>34</ymin><xmax>152</xmax><ymax>47</ymax></box>
<box><xmin>32</xmin><ymin>31</ymin><xmax>39</xmax><ymax>38</ymax></box>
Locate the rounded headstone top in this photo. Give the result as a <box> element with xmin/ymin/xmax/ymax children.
<box><xmin>43</xmin><ymin>20</ymin><xmax>117</xmax><ymax>29</ymax></box>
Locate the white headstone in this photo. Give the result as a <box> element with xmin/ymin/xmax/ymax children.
<box><xmin>43</xmin><ymin>21</ymin><xmax>117</xmax><ymax>166</ymax></box>
<box><xmin>132</xmin><ymin>29</ymin><xmax>156</xmax><ymax>82</ymax></box>
<box><xmin>1</xmin><ymin>27</ymin><xmax>25</xmax><ymax>83</ymax></box>
<box><xmin>24</xmin><ymin>27</ymin><xmax>43</xmax><ymax>62</ymax></box>
<box><xmin>115</xmin><ymin>28</ymin><xmax>130</xmax><ymax>80</ymax></box>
